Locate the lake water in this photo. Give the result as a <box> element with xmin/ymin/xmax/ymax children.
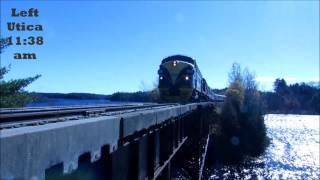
<box><xmin>27</xmin><ymin>98</ymin><xmax>118</xmax><ymax>107</ymax></box>
<box><xmin>205</xmin><ymin>114</ymin><xmax>320</xmax><ymax>179</ymax></box>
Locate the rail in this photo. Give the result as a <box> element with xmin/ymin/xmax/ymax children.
<box><xmin>0</xmin><ymin>103</ymin><xmax>177</xmax><ymax>129</ymax></box>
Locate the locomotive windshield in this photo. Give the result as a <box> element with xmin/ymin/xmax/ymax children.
<box><xmin>161</xmin><ymin>55</ymin><xmax>195</xmax><ymax>65</ymax></box>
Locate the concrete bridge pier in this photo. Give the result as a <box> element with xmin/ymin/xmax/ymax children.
<box><xmin>110</xmin><ymin>115</ymin><xmax>189</xmax><ymax>180</ymax></box>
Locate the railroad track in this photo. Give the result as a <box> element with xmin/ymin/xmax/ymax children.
<box><xmin>0</xmin><ymin>103</ymin><xmax>177</xmax><ymax>129</ymax></box>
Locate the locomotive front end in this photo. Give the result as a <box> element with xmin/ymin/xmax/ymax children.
<box><xmin>158</xmin><ymin>58</ymin><xmax>195</xmax><ymax>102</ymax></box>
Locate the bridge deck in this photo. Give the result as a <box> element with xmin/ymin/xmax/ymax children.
<box><xmin>0</xmin><ymin>102</ymin><xmax>212</xmax><ymax>180</ymax></box>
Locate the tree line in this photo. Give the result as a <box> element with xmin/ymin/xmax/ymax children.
<box><xmin>262</xmin><ymin>79</ymin><xmax>319</xmax><ymax>114</ymax></box>
<box><xmin>109</xmin><ymin>90</ymin><xmax>159</xmax><ymax>102</ymax></box>
<box><xmin>33</xmin><ymin>92</ymin><xmax>110</xmax><ymax>100</ymax></box>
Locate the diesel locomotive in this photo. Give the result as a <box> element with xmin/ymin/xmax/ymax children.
<box><xmin>158</xmin><ymin>55</ymin><xmax>225</xmax><ymax>102</ymax></box>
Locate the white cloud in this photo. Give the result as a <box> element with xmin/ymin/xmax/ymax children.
<box><xmin>283</xmin><ymin>77</ymin><xmax>297</xmax><ymax>81</ymax></box>
<box><xmin>254</xmin><ymin>76</ymin><xmax>298</xmax><ymax>82</ymax></box>
<box><xmin>305</xmin><ymin>77</ymin><xmax>320</xmax><ymax>82</ymax></box>
<box><xmin>254</xmin><ymin>76</ymin><xmax>275</xmax><ymax>82</ymax></box>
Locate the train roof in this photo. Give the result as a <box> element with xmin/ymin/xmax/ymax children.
<box><xmin>161</xmin><ymin>55</ymin><xmax>196</xmax><ymax>65</ymax></box>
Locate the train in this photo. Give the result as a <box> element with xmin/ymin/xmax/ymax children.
<box><xmin>158</xmin><ymin>55</ymin><xmax>225</xmax><ymax>102</ymax></box>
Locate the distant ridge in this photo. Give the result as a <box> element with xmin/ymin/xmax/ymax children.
<box><xmin>306</xmin><ymin>81</ymin><xmax>320</xmax><ymax>89</ymax></box>
<box><xmin>31</xmin><ymin>92</ymin><xmax>111</xmax><ymax>100</ymax></box>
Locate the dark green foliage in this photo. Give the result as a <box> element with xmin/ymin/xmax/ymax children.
<box><xmin>0</xmin><ymin>37</ymin><xmax>10</xmax><ymax>54</ymax></box>
<box><xmin>110</xmin><ymin>89</ymin><xmax>159</xmax><ymax>102</ymax></box>
<box><xmin>274</xmin><ymin>78</ymin><xmax>289</xmax><ymax>96</ymax></box>
<box><xmin>262</xmin><ymin>78</ymin><xmax>320</xmax><ymax>114</ymax></box>
<box><xmin>215</xmin><ymin>63</ymin><xmax>268</xmax><ymax>163</ymax></box>
<box><xmin>0</xmin><ymin>37</ymin><xmax>41</xmax><ymax>108</ymax></box>
<box><xmin>32</xmin><ymin>92</ymin><xmax>111</xmax><ymax>101</ymax></box>
<box><xmin>0</xmin><ymin>66</ymin><xmax>41</xmax><ymax>108</ymax></box>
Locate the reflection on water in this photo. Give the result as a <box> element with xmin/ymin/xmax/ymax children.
<box><xmin>205</xmin><ymin>114</ymin><xmax>320</xmax><ymax>179</ymax></box>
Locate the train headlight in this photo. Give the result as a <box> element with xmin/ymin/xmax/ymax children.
<box><xmin>173</xmin><ymin>61</ymin><xmax>177</xmax><ymax>67</ymax></box>
<box><xmin>185</xmin><ymin>76</ymin><xmax>189</xmax><ymax>80</ymax></box>
<box><xmin>160</xmin><ymin>76</ymin><xmax>163</xmax><ymax>80</ymax></box>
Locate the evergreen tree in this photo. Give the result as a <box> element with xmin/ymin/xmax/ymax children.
<box><xmin>0</xmin><ymin>37</ymin><xmax>10</xmax><ymax>54</ymax></box>
<box><xmin>0</xmin><ymin>37</ymin><xmax>41</xmax><ymax>108</ymax></box>
<box><xmin>274</xmin><ymin>78</ymin><xmax>288</xmax><ymax>95</ymax></box>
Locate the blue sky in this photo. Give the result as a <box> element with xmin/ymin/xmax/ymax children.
<box><xmin>1</xmin><ymin>1</ymin><xmax>319</xmax><ymax>94</ymax></box>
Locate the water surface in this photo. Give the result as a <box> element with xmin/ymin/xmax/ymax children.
<box><xmin>27</xmin><ymin>98</ymin><xmax>115</xmax><ymax>107</ymax></box>
<box><xmin>205</xmin><ymin>114</ymin><xmax>320</xmax><ymax>179</ymax></box>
